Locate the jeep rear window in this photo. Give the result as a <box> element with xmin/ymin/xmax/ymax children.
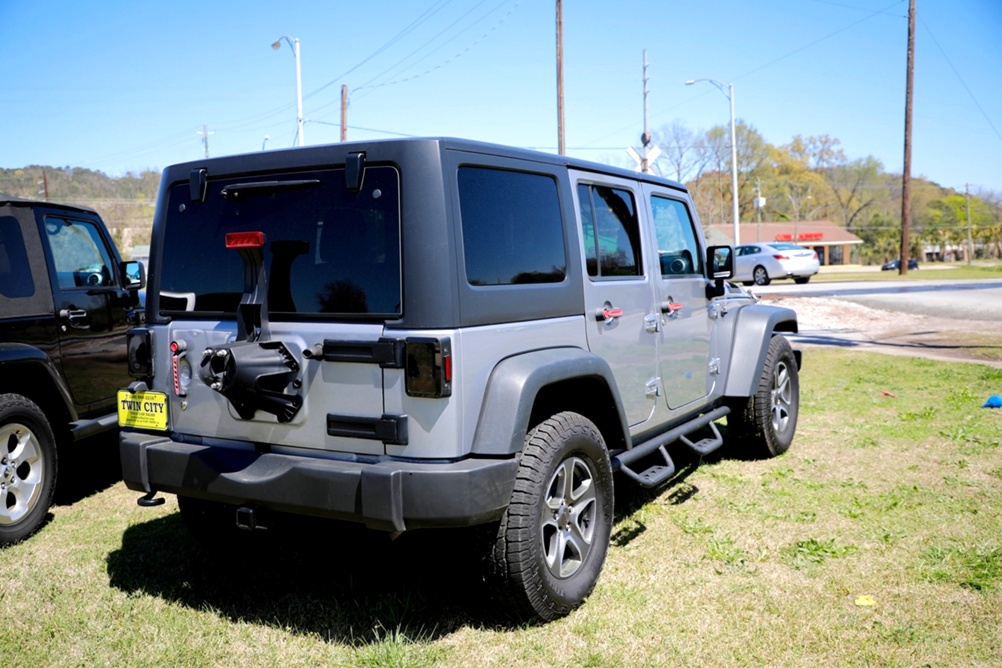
<box><xmin>159</xmin><ymin>166</ymin><xmax>401</xmax><ymax>319</ymax></box>
<box><xmin>458</xmin><ymin>167</ymin><xmax>566</xmax><ymax>286</ymax></box>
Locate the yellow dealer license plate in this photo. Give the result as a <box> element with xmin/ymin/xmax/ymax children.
<box><xmin>117</xmin><ymin>390</ymin><xmax>168</xmax><ymax>431</ymax></box>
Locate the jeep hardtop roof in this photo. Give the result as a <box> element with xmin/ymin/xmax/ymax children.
<box><xmin>158</xmin><ymin>136</ymin><xmax>688</xmax><ymax>192</ymax></box>
<box><xmin>0</xmin><ymin>194</ymin><xmax>100</xmax><ymax>215</ymax></box>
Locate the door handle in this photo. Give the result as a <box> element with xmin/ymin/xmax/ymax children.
<box><xmin>59</xmin><ymin>308</ymin><xmax>90</xmax><ymax>329</ymax></box>
<box><xmin>661</xmin><ymin>301</ymin><xmax>683</xmax><ymax>318</ymax></box>
<box><xmin>595</xmin><ymin>306</ymin><xmax>624</xmax><ymax>322</ymax></box>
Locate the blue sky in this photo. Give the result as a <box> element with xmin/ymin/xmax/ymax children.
<box><xmin>2</xmin><ymin>0</ymin><xmax>1000</xmax><ymax>193</ymax></box>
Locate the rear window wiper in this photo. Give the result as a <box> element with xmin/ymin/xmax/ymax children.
<box><xmin>220</xmin><ymin>179</ymin><xmax>320</xmax><ymax>199</ymax></box>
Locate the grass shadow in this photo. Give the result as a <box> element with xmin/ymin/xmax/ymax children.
<box><xmin>106</xmin><ymin>512</ymin><xmax>524</xmax><ymax>644</ymax></box>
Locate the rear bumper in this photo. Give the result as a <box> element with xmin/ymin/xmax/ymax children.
<box><xmin>120</xmin><ymin>431</ymin><xmax>519</xmax><ymax>532</ymax></box>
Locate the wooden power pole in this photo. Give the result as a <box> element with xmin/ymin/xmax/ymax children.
<box><xmin>899</xmin><ymin>0</ymin><xmax>916</xmax><ymax>275</ymax></box>
<box><xmin>556</xmin><ymin>0</ymin><xmax>565</xmax><ymax>156</ymax></box>
<box><xmin>341</xmin><ymin>84</ymin><xmax>348</xmax><ymax>142</ymax></box>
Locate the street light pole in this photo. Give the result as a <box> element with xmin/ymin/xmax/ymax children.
<box><xmin>272</xmin><ymin>35</ymin><xmax>304</xmax><ymax>147</ymax></box>
<box><xmin>686</xmin><ymin>79</ymin><xmax>740</xmax><ymax>246</ymax></box>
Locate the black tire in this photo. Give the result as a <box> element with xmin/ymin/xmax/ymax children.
<box><xmin>0</xmin><ymin>394</ymin><xmax>57</xmax><ymax>546</ymax></box>
<box><xmin>728</xmin><ymin>336</ymin><xmax>799</xmax><ymax>458</ymax></box>
<box><xmin>752</xmin><ymin>265</ymin><xmax>771</xmax><ymax>286</ymax></box>
<box><xmin>485</xmin><ymin>412</ymin><xmax>614</xmax><ymax>622</ymax></box>
<box><xmin>793</xmin><ymin>277</ymin><xmax>811</xmax><ymax>284</ymax></box>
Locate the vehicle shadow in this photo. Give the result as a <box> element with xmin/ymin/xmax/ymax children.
<box><xmin>105</xmin><ymin>511</ymin><xmax>524</xmax><ymax>644</ymax></box>
<box><xmin>54</xmin><ymin>431</ymin><xmax>122</xmax><ymax>506</ymax></box>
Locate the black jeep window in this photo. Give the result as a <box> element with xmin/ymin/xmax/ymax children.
<box><xmin>0</xmin><ymin>216</ymin><xmax>34</xmax><ymax>299</ymax></box>
<box><xmin>44</xmin><ymin>217</ymin><xmax>117</xmax><ymax>289</ymax></box>
<box><xmin>458</xmin><ymin>167</ymin><xmax>566</xmax><ymax>286</ymax></box>
<box><xmin>159</xmin><ymin>166</ymin><xmax>401</xmax><ymax>318</ymax></box>
<box><xmin>578</xmin><ymin>184</ymin><xmax>642</xmax><ymax>278</ymax></box>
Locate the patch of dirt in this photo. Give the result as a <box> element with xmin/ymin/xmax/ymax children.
<box><xmin>761</xmin><ymin>295</ymin><xmax>1002</xmax><ymax>368</ymax></box>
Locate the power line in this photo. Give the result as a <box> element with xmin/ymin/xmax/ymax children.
<box><xmin>583</xmin><ymin>0</ymin><xmax>906</xmax><ymax>149</ymax></box>
<box><xmin>918</xmin><ymin>16</ymin><xmax>1002</xmax><ymax>145</ymax></box>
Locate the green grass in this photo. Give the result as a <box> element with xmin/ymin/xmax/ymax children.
<box><xmin>3</xmin><ymin>348</ymin><xmax>1002</xmax><ymax>667</ymax></box>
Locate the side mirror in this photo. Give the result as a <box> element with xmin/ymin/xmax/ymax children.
<box><xmin>705</xmin><ymin>245</ymin><xmax>733</xmax><ymax>299</ymax></box>
<box><xmin>707</xmin><ymin>245</ymin><xmax>733</xmax><ymax>279</ymax></box>
<box><xmin>121</xmin><ymin>260</ymin><xmax>145</xmax><ymax>290</ymax></box>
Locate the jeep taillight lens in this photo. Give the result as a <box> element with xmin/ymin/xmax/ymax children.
<box><xmin>225</xmin><ymin>231</ymin><xmax>265</xmax><ymax>248</ymax></box>
<box><xmin>127</xmin><ymin>328</ymin><xmax>153</xmax><ymax>378</ymax></box>
<box><xmin>405</xmin><ymin>338</ymin><xmax>452</xmax><ymax>398</ymax></box>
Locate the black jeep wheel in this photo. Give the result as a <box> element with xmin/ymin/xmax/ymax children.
<box><xmin>728</xmin><ymin>335</ymin><xmax>799</xmax><ymax>458</ymax></box>
<box><xmin>486</xmin><ymin>411</ymin><xmax>613</xmax><ymax>621</ymax></box>
<box><xmin>0</xmin><ymin>394</ymin><xmax>57</xmax><ymax>547</ymax></box>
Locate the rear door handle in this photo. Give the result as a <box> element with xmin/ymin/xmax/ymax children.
<box><xmin>595</xmin><ymin>307</ymin><xmax>624</xmax><ymax>322</ymax></box>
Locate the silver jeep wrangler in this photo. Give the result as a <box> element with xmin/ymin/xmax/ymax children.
<box><xmin>120</xmin><ymin>138</ymin><xmax>800</xmax><ymax>621</ymax></box>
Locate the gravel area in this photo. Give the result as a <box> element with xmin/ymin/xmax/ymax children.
<box><xmin>761</xmin><ymin>295</ymin><xmax>1002</xmax><ymax>368</ymax></box>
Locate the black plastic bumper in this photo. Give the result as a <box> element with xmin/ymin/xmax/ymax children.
<box><xmin>120</xmin><ymin>431</ymin><xmax>519</xmax><ymax>532</ymax></box>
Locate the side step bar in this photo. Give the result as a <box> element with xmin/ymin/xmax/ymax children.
<box><xmin>612</xmin><ymin>406</ymin><xmax>729</xmax><ymax>488</ymax></box>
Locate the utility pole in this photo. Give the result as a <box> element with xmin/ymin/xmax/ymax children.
<box><xmin>641</xmin><ymin>50</ymin><xmax>652</xmax><ymax>173</ymax></box>
<box><xmin>341</xmin><ymin>84</ymin><xmax>348</xmax><ymax>142</ymax></box>
<box><xmin>965</xmin><ymin>183</ymin><xmax>974</xmax><ymax>265</ymax></box>
<box><xmin>899</xmin><ymin>0</ymin><xmax>916</xmax><ymax>275</ymax></box>
<box><xmin>627</xmin><ymin>51</ymin><xmax>660</xmax><ymax>174</ymax></box>
<box><xmin>39</xmin><ymin>169</ymin><xmax>49</xmax><ymax>201</ymax></box>
<box><xmin>556</xmin><ymin>0</ymin><xmax>565</xmax><ymax>155</ymax></box>
<box><xmin>198</xmin><ymin>124</ymin><xmax>213</xmax><ymax>158</ymax></box>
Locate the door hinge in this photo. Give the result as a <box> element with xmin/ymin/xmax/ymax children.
<box><xmin>708</xmin><ymin>358</ymin><xmax>721</xmax><ymax>375</ymax></box>
<box><xmin>645</xmin><ymin>377</ymin><xmax>661</xmax><ymax>398</ymax></box>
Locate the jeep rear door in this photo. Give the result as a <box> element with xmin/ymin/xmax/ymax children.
<box><xmin>154</xmin><ymin>165</ymin><xmax>401</xmax><ymax>456</ymax></box>
<box><xmin>572</xmin><ymin>172</ymin><xmax>658</xmax><ymax>428</ymax></box>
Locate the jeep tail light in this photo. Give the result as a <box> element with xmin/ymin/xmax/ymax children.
<box><xmin>405</xmin><ymin>337</ymin><xmax>452</xmax><ymax>398</ymax></box>
<box><xmin>127</xmin><ymin>328</ymin><xmax>153</xmax><ymax>378</ymax></box>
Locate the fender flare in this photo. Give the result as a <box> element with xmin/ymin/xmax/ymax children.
<box><xmin>470</xmin><ymin>347</ymin><xmax>630</xmax><ymax>457</ymax></box>
<box><xmin>0</xmin><ymin>344</ymin><xmax>77</xmax><ymax>418</ymax></box>
<box><xmin>723</xmin><ymin>303</ymin><xmax>799</xmax><ymax>399</ymax></box>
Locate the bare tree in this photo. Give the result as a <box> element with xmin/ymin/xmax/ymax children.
<box><xmin>653</xmin><ymin>120</ymin><xmax>709</xmax><ymax>184</ymax></box>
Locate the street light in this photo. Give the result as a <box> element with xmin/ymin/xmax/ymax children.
<box><xmin>686</xmin><ymin>78</ymin><xmax>739</xmax><ymax>245</ymax></box>
<box><xmin>272</xmin><ymin>35</ymin><xmax>304</xmax><ymax>147</ymax></box>
<box><xmin>262</xmin><ymin>135</ymin><xmax>269</xmax><ymax>151</ymax></box>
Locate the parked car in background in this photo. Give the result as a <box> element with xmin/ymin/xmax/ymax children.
<box><xmin>733</xmin><ymin>242</ymin><xmax>820</xmax><ymax>286</ymax></box>
<box><xmin>881</xmin><ymin>258</ymin><xmax>919</xmax><ymax>271</ymax></box>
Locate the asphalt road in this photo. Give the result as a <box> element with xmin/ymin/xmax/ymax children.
<box><xmin>753</xmin><ymin>277</ymin><xmax>1002</xmax><ymax>322</ymax></box>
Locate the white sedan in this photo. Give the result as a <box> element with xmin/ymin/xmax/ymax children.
<box><xmin>733</xmin><ymin>242</ymin><xmax>820</xmax><ymax>286</ymax></box>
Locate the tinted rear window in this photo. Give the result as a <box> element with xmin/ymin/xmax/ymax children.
<box><xmin>458</xmin><ymin>167</ymin><xmax>566</xmax><ymax>286</ymax></box>
<box><xmin>159</xmin><ymin>166</ymin><xmax>401</xmax><ymax>319</ymax></box>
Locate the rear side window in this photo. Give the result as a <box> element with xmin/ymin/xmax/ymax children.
<box><xmin>458</xmin><ymin>167</ymin><xmax>566</xmax><ymax>286</ymax></box>
<box><xmin>578</xmin><ymin>184</ymin><xmax>642</xmax><ymax>278</ymax></box>
<box><xmin>0</xmin><ymin>216</ymin><xmax>34</xmax><ymax>298</ymax></box>
<box><xmin>159</xmin><ymin>166</ymin><xmax>401</xmax><ymax>319</ymax></box>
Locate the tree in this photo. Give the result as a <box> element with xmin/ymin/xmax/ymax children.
<box><xmin>653</xmin><ymin>120</ymin><xmax>710</xmax><ymax>184</ymax></box>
